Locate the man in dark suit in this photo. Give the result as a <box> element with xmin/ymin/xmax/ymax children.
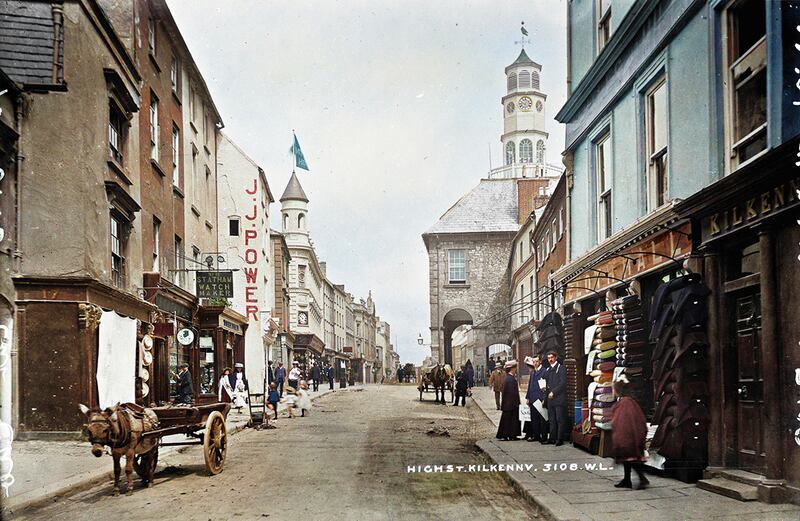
<box><xmin>327</xmin><ymin>365</ymin><xmax>335</xmax><ymax>390</ymax></box>
<box><xmin>311</xmin><ymin>364</ymin><xmax>320</xmax><ymax>392</ymax></box>
<box><xmin>524</xmin><ymin>354</ymin><xmax>549</xmax><ymax>443</ymax></box>
<box><xmin>275</xmin><ymin>362</ymin><xmax>286</xmax><ymax>397</ymax></box>
<box><xmin>174</xmin><ymin>363</ymin><xmax>194</xmax><ymax>404</ymax></box>
<box><xmin>544</xmin><ymin>351</ymin><xmax>567</xmax><ymax>446</ymax></box>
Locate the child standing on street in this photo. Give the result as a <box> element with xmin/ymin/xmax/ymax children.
<box><xmin>284</xmin><ymin>386</ymin><xmax>298</xmax><ymax>418</ymax></box>
<box><xmin>267</xmin><ymin>382</ymin><xmax>280</xmax><ymax>420</ymax></box>
<box><xmin>296</xmin><ymin>381</ymin><xmax>312</xmax><ymax>417</ymax></box>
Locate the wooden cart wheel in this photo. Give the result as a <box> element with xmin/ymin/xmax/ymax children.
<box><xmin>133</xmin><ymin>447</ymin><xmax>159</xmax><ymax>482</ymax></box>
<box><xmin>203</xmin><ymin>411</ymin><xmax>227</xmax><ymax>475</ymax></box>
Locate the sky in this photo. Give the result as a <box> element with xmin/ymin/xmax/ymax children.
<box><xmin>167</xmin><ymin>0</ymin><xmax>568</xmax><ymax>365</ymax></box>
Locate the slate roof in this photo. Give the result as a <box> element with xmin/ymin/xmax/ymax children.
<box><xmin>424</xmin><ymin>179</ymin><xmax>520</xmax><ymax>235</ymax></box>
<box><xmin>280</xmin><ymin>172</ymin><xmax>309</xmax><ymax>202</ymax></box>
<box><xmin>512</xmin><ymin>48</ymin><xmax>534</xmax><ymax>66</ymax></box>
<box><xmin>0</xmin><ymin>1</ymin><xmax>58</xmax><ymax>85</ymax></box>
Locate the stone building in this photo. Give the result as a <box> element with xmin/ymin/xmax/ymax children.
<box><xmin>279</xmin><ymin>172</ymin><xmax>325</xmax><ymax>372</ymax></box>
<box><xmin>423</xmin><ymin>47</ymin><xmax>562</xmax><ymax>374</ymax></box>
<box><xmin>270</xmin><ymin>229</ymin><xmax>293</xmax><ymax>365</ymax></box>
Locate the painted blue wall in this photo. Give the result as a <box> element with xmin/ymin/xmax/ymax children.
<box><xmin>569</xmin><ymin>0</ymin><xmax>595</xmax><ymax>88</ymax></box>
<box><xmin>610</xmin><ymin>90</ymin><xmax>641</xmax><ymax>230</ymax></box>
<box><xmin>569</xmin><ymin>141</ymin><xmax>592</xmax><ymax>259</ymax></box>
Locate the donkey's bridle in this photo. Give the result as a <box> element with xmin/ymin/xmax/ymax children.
<box><xmin>87</xmin><ymin>410</ymin><xmax>131</xmax><ymax>449</ymax></box>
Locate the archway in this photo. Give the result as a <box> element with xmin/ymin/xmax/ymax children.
<box><xmin>442</xmin><ymin>308</ymin><xmax>472</xmax><ymax>367</ymax></box>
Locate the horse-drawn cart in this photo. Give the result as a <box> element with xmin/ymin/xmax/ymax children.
<box><xmin>417</xmin><ymin>364</ymin><xmax>454</xmax><ymax>403</ymax></box>
<box><xmin>134</xmin><ymin>402</ymin><xmax>230</xmax><ymax>479</ymax></box>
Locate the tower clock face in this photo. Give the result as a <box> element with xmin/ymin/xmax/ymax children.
<box><xmin>536</xmin><ymin>100</ymin><xmax>543</xmax><ymax>112</ymax></box>
<box><xmin>298</xmin><ymin>311</ymin><xmax>308</xmax><ymax>325</ymax></box>
<box><xmin>518</xmin><ymin>97</ymin><xmax>533</xmax><ymax>112</ymax></box>
<box><xmin>506</xmin><ymin>102</ymin><xmax>515</xmax><ymax>114</ymax></box>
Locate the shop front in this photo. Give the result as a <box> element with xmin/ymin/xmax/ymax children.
<box><xmin>197</xmin><ymin>306</ymin><xmax>248</xmax><ymax>405</ymax></box>
<box><xmin>14</xmin><ymin>277</ymin><xmax>155</xmax><ymax>437</ymax></box>
<box><xmin>292</xmin><ymin>333</ymin><xmax>324</xmax><ymax>380</ymax></box>
<box><xmin>676</xmin><ymin>145</ymin><xmax>800</xmax><ymax>502</ymax></box>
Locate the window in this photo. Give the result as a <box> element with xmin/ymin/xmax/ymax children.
<box><xmin>298</xmin><ymin>213</ymin><xmax>305</xmax><ymax>229</ymax></box>
<box><xmin>448</xmin><ymin>249</ymin><xmax>466</xmax><ymax>284</ymax></box>
<box><xmin>551</xmin><ymin>219</ymin><xmax>558</xmax><ymax>251</ymax></box>
<box><xmin>518</xmin><ymin>70</ymin><xmax>531</xmax><ymax>89</ymax></box>
<box><xmin>724</xmin><ymin>0</ymin><xmax>767</xmax><ymax>170</ymax></box>
<box><xmin>519</xmin><ymin>241</ymin><xmax>524</xmax><ymax>264</ymax></box>
<box><xmin>152</xmin><ymin>217</ymin><xmax>161</xmax><ymax>271</ymax></box>
<box><xmin>149</xmin><ymin>94</ymin><xmax>159</xmax><ymax>161</ymax></box>
<box><xmin>170</xmin><ymin>57</ymin><xmax>179</xmax><ymax>93</ymax></box>
<box><xmin>645</xmin><ymin>77</ymin><xmax>668</xmax><ymax>209</ymax></box>
<box><xmin>507</xmin><ymin>72</ymin><xmax>517</xmax><ymax>91</ymax></box>
<box><xmin>110</xmin><ymin>215</ymin><xmax>126</xmax><ymax>287</ymax></box>
<box><xmin>191</xmin><ymin>146</ymin><xmax>198</xmax><ymax>200</ymax></box>
<box><xmin>536</xmin><ymin>140</ymin><xmax>545</xmax><ymax>164</ymax></box>
<box><xmin>108</xmin><ymin>100</ymin><xmax>125</xmax><ymax>164</ymax></box>
<box><xmin>229</xmin><ymin>217</ymin><xmax>240</xmax><ymax>236</ymax></box>
<box><xmin>597</xmin><ymin>0</ymin><xmax>612</xmax><ymax>53</ymax></box>
<box><xmin>595</xmin><ymin>132</ymin><xmax>613</xmax><ymax>240</ymax></box>
<box><xmin>192</xmin><ymin>246</ymin><xmax>200</xmax><ymax>271</ymax></box>
<box><xmin>174</xmin><ymin>235</ymin><xmax>184</xmax><ymax>287</ymax></box>
<box><xmin>147</xmin><ymin>17</ymin><xmax>156</xmax><ymax>55</ymax></box>
<box><xmin>282</xmin><ymin>213</ymin><xmax>288</xmax><ymax>230</ymax></box>
<box><xmin>505</xmin><ymin>141</ymin><xmax>516</xmax><ymax>165</ymax></box>
<box><xmin>531</xmin><ymin>70</ymin><xmax>540</xmax><ymax>90</ymax></box>
<box><xmin>519</xmin><ymin>139</ymin><xmax>533</xmax><ymax>163</ymax></box>
<box><xmin>559</xmin><ymin>207</ymin><xmax>565</xmax><ymax>238</ymax></box>
<box><xmin>172</xmin><ymin>125</ymin><xmax>180</xmax><ymax>186</ymax></box>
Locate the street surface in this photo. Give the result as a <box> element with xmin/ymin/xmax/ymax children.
<box><xmin>13</xmin><ymin>385</ymin><xmax>536</xmax><ymax>520</ymax></box>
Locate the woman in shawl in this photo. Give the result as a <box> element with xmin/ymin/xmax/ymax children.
<box><xmin>218</xmin><ymin>367</ymin><xmax>234</xmax><ymax>403</ymax></box>
<box><xmin>610</xmin><ymin>377</ymin><xmax>649</xmax><ymax>489</ymax></box>
<box><xmin>465</xmin><ymin>359</ymin><xmax>475</xmax><ymax>389</ymax></box>
<box><xmin>495</xmin><ymin>360</ymin><xmax>521</xmax><ymax>441</ymax></box>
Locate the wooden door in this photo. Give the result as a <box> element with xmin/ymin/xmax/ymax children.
<box><xmin>732</xmin><ymin>291</ymin><xmax>765</xmax><ymax>472</ymax></box>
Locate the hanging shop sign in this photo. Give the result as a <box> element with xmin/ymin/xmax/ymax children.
<box><xmin>196</xmin><ymin>271</ymin><xmax>234</xmax><ymax>298</ymax></box>
<box><xmin>155</xmin><ymin>295</ymin><xmax>192</xmax><ymax>321</ymax></box>
<box><xmin>700</xmin><ymin>176</ymin><xmax>800</xmax><ymax>244</ymax></box>
<box><xmin>177</xmin><ymin>328</ymin><xmax>195</xmax><ymax>346</ymax></box>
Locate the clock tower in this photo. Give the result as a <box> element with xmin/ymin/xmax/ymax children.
<box><xmin>500</xmin><ymin>48</ymin><xmax>548</xmax><ymax>168</ymax></box>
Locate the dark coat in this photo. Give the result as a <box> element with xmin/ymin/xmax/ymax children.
<box><xmin>268</xmin><ymin>365</ymin><xmax>275</xmax><ymax>384</ymax></box>
<box><xmin>544</xmin><ymin>362</ymin><xmax>566</xmax><ymax>407</ymax></box>
<box><xmin>455</xmin><ymin>370</ymin><xmax>468</xmax><ymax>392</ymax></box>
<box><xmin>275</xmin><ymin>367</ymin><xmax>286</xmax><ymax>382</ymax></box>
<box><xmin>525</xmin><ymin>365</ymin><xmax>548</xmax><ymax>402</ymax></box>
<box><xmin>176</xmin><ymin>370</ymin><xmax>194</xmax><ymax>403</ymax></box>
<box><xmin>610</xmin><ymin>396</ymin><xmax>647</xmax><ymax>462</ymax></box>
<box><xmin>501</xmin><ymin>373</ymin><xmax>520</xmax><ymax>412</ymax></box>
<box><xmin>311</xmin><ymin>366</ymin><xmax>320</xmax><ymax>382</ymax></box>
<box><xmin>327</xmin><ymin>367</ymin><xmax>335</xmax><ymax>381</ymax></box>
<box><xmin>465</xmin><ymin>366</ymin><xmax>474</xmax><ymax>387</ymax></box>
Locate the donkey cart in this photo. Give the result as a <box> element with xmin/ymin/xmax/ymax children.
<box><xmin>135</xmin><ymin>402</ymin><xmax>231</xmax><ymax>479</ymax></box>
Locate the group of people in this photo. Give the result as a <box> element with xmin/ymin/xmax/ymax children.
<box><xmin>451</xmin><ymin>360</ymin><xmax>475</xmax><ymax>406</ymax></box>
<box><xmin>268</xmin><ymin>360</ymin><xmax>336</xmax><ymax>397</ymax></box>
<box><xmin>494</xmin><ymin>352</ymin><xmax>650</xmax><ymax>489</ymax></box>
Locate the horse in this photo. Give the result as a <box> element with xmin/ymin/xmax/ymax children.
<box><xmin>428</xmin><ymin>364</ymin><xmax>448</xmax><ymax>404</ymax></box>
<box><xmin>79</xmin><ymin>402</ymin><xmax>159</xmax><ymax>495</ymax></box>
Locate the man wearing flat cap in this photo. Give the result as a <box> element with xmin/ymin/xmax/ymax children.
<box><xmin>496</xmin><ymin>360</ymin><xmax>521</xmax><ymax>441</ymax></box>
<box><xmin>174</xmin><ymin>363</ymin><xmax>194</xmax><ymax>404</ymax></box>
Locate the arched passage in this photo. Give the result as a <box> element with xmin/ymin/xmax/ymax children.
<box><xmin>442</xmin><ymin>308</ymin><xmax>472</xmax><ymax>367</ymax></box>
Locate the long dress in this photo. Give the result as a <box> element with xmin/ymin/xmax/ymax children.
<box><xmin>610</xmin><ymin>396</ymin><xmax>647</xmax><ymax>462</ymax></box>
<box><xmin>218</xmin><ymin>376</ymin><xmax>234</xmax><ymax>403</ymax></box>
<box><xmin>496</xmin><ymin>372</ymin><xmax>521</xmax><ymax>440</ymax></box>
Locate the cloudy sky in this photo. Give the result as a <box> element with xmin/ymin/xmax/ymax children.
<box><xmin>167</xmin><ymin>0</ymin><xmax>567</xmax><ymax>364</ymax></box>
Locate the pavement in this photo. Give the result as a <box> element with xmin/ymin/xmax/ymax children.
<box><xmin>2</xmin><ymin>385</ymin><xmax>341</xmax><ymax>515</ymax></box>
<box><xmin>470</xmin><ymin>386</ymin><xmax>800</xmax><ymax>521</ymax></box>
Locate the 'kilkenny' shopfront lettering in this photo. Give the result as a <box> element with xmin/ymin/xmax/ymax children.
<box><xmin>703</xmin><ymin>177</ymin><xmax>799</xmax><ymax>241</ymax></box>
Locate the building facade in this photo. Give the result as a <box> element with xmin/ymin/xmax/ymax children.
<box><xmin>556</xmin><ymin>0</ymin><xmax>800</xmax><ymax>501</ymax></box>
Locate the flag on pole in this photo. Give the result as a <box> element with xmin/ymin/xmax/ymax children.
<box><xmin>521</xmin><ymin>25</ymin><xmax>528</xmax><ymax>36</ymax></box>
<box><xmin>290</xmin><ymin>133</ymin><xmax>309</xmax><ymax>171</ymax></box>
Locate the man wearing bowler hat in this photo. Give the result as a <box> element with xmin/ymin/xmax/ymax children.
<box><xmin>544</xmin><ymin>351</ymin><xmax>567</xmax><ymax>445</ymax></box>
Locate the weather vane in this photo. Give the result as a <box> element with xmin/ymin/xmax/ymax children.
<box><xmin>515</xmin><ymin>21</ymin><xmax>531</xmax><ymax>49</ymax></box>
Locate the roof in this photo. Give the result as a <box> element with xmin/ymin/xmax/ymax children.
<box><xmin>280</xmin><ymin>172</ymin><xmax>309</xmax><ymax>202</ymax></box>
<box><xmin>505</xmin><ymin>48</ymin><xmax>541</xmax><ymax>73</ymax></box>
<box><xmin>424</xmin><ymin>179</ymin><xmax>520</xmax><ymax>236</ymax></box>
<box><xmin>0</xmin><ymin>1</ymin><xmax>59</xmax><ymax>85</ymax></box>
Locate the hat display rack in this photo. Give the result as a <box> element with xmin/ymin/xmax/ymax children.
<box><xmin>648</xmin><ymin>273</ymin><xmax>711</xmax><ymax>483</ymax></box>
<box><xmin>586</xmin><ymin>310</ymin><xmax>616</xmax><ymax>431</ymax></box>
<box><xmin>562</xmin><ymin>311</ymin><xmax>586</xmax><ymax>427</ymax></box>
<box><xmin>611</xmin><ymin>295</ymin><xmax>648</xmax><ymax>403</ymax></box>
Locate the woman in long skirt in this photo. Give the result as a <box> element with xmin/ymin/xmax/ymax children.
<box><xmin>610</xmin><ymin>377</ymin><xmax>649</xmax><ymax>489</ymax></box>
<box><xmin>496</xmin><ymin>360</ymin><xmax>521</xmax><ymax>441</ymax></box>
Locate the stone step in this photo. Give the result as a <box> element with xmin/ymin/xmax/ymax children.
<box><xmin>713</xmin><ymin>469</ymin><xmax>766</xmax><ymax>487</ymax></box>
<box><xmin>697</xmin><ymin>477</ymin><xmax>759</xmax><ymax>501</ymax></box>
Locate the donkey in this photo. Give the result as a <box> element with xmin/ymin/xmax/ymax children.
<box><xmin>79</xmin><ymin>403</ymin><xmax>159</xmax><ymax>495</ymax></box>
<box><xmin>429</xmin><ymin>364</ymin><xmax>448</xmax><ymax>404</ymax></box>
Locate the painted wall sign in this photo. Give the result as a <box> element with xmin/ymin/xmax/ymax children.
<box><xmin>155</xmin><ymin>294</ymin><xmax>193</xmax><ymax>321</ymax></box>
<box><xmin>196</xmin><ymin>271</ymin><xmax>234</xmax><ymax>298</ymax></box>
<box><xmin>243</xmin><ymin>178</ymin><xmax>260</xmax><ymax>322</ymax></box>
<box><xmin>700</xmin><ymin>176</ymin><xmax>800</xmax><ymax>244</ymax></box>
<box><xmin>219</xmin><ymin>317</ymin><xmax>243</xmax><ymax>335</ymax></box>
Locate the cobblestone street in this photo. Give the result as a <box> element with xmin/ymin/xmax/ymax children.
<box><xmin>11</xmin><ymin>386</ymin><xmax>536</xmax><ymax>521</ymax></box>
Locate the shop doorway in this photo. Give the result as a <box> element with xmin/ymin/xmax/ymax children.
<box><xmin>731</xmin><ymin>290</ymin><xmax>765</xmax><ymax>473</ymax></box>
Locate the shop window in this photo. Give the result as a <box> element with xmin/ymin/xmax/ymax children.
<box><xmin>726</xmin><ymin>240</ymin><xmax>760</xmax><ymax>280</ymax></box>
<box><xmin>168</xmin><ymin>337</ymin><xmax>190</xmax><ymax>400</ymax></box>
<box><xmin>645</xmin><ymin>77</ymin><xmax>668</xmax><ymax>209</ymax></box>
<box><xmin>199</xmin><ymin>332</ymin><xmax>215</xmax><ymax>395</ymax></box>
<box><xmin>723</xmin><ymin>0</ymin><xmax>767</xmax><ymax>171</ymax></box>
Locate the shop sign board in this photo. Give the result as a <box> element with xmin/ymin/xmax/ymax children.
<box><xmin>196</xmin><ymin>271</ymin><xmax>234</xmax><ymax>298</ymax></box>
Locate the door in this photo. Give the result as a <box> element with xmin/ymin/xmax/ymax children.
<box><xmin>732</xmin><ymin>291</ymin><xmax>765</xmax><ymax>472</ymax></box>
